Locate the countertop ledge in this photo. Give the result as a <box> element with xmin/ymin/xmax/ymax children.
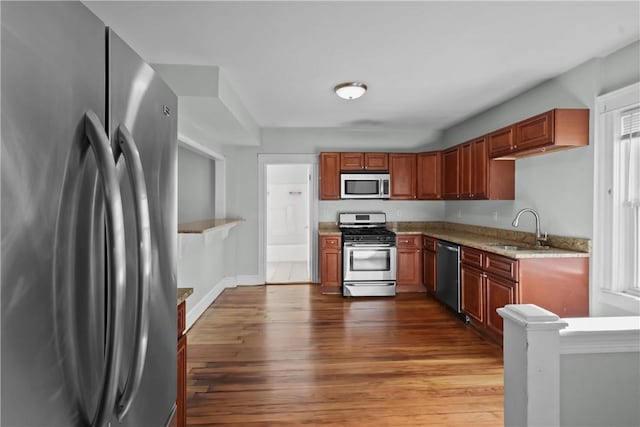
<box><xmin>178</xmin><ymin>218</ymin><xmax>243</xmax><ymax>234</ymax></box>
<box><xmin>177</xmin><ymin>287</ymin><xmax>193</xmax><ymax>306</ymax></box>
<box><xmin>318</xmin><ymin>221</ymin><xmax>590</xmax><ymax>259</ymax></box>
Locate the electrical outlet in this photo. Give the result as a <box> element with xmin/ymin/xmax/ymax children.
<box><xmin>396</xmin><ymin>209</ymin><xmax>401</xmax><ymax>218</ymax></box>
<box><xmin>493</xmin><ymin>211</ymin><xmax>499</xmax><ymax>222</ymax></box>
<box><xmin>457</xmin><ymin>209</ymin><xmax>462</xmax><ymax>218</ymax></box>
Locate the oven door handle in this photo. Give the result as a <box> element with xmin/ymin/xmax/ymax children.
<box><xmin>345</xmin><ymin>243</ymin><xmax>394</xmax><ymax>248</ymax></box>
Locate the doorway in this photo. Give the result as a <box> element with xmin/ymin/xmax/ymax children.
<box><xmin>265</xmin><ymin>164</ymin><xmax>311</xmax><ymax>283</ymax></box>
<box><xmin>258</xmin><ymin>154</ymin><xmax>318</xmax><ymax>285</ymax></box>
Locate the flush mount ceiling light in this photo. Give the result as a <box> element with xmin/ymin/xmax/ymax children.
<box><xmin>334</xmin><ymin>82</ymin><xmax>367</xmax><ymax>100</ymax></box>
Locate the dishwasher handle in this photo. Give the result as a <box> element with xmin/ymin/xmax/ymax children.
<box><xmin>437</xmin><ymin>242</ymin><xmax>459</xmax><ymax>252</ymax></box>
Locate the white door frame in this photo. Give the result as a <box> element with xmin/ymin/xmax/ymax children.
<box><xmin>258</xmin><ymin>154</ymin><xmax>319</xmax><ymax>284</ymax></box>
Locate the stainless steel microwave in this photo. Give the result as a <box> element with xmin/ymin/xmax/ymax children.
<box><xmin>340</xmin><ymin>173</ymin><xmax>390</xmax><ymax>199</ymax></box>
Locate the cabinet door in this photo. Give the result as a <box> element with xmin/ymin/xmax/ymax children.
<box><xmin>488</xmin><ymin>125</ymin><xmax>515</xmax><ymax>158</ymax></box>
<box><xmin>176</xmin><ymin>334</ymin><xmax>187</xmax><ymax>427</ymax></box>
<box><xmin>459</xmin><ymin>143</ymin><xmax>473</xmax><ymax>199</ymax></box>
<box><xmin>417</xmin><ymin>151</ymin><xmax>442</xmax><ymax>200</ymax></box>
<box><xmin>364</xmin><ymin>153</ymin><xmax>388</xmax><ymax>171</ymax></box>
<box><xmin>485</xmin><ymin>274</ymin><xmax>517</xmax><ymax>337</ymax></box>
<box><xmin>320</xmin><ymin>152</ymin><xmax>340</xmax><ymax>199</ymax></box>
<box><xmin>461</xmin><ymin>264</ymin><xmax>484</xmax><ymax>324</ymax></box>
<box><xmin>320</xmin><ymin>249</ymin><xmax>341</xmax><ymax>287</ymax></box>
<box><xmin>423</xmin><ymin>250</ymin><xmax>436</xmax><ymax>294</ymax></box>
<box><xmin>442</xmin><ymin>147</ymin><xmax>460</xmax><ymax>199</ymax></box>
<box><xmin>320</xmin><ymin>236</ymin><xmax>342</xmax><ymax>288</ymax></box>
<box><xmin>397</xmin><ymin>248</ymin><xmax>423</xmax><ymax>287</ymax></box>
<box><xmin>514</xmin><ymin>110</ymin><xmax>554</xmax><ymax>151</ymax></box>
<box><xmin>471</xmin><ymin>137</ymin><xmax>488</xmax><ymax>199</ymax></box>
<box><xmin>389</xmin><ymin>153</ymin><xmax>417</xmax><ymax>200</ymax></box>
<box><xmin>340</xmin><ymin>152</ymin><xmax>365</xmax><ymax>170</ymax></box>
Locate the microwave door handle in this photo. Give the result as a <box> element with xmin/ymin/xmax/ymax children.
<box><xmin>380</xmin><ymin>178</ymin><xmax>384</xmax><ymax>197</ymax></box>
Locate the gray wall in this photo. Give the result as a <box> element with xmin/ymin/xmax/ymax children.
<box><xmin>560</xmin><ymin>352</ymin><xmax>640</xmax><ymax>427</ymax></box>
<box><xmin>177</xmin><ymin>146</ymin><xmax>215</xmax><ymax>223</ymax></box>
<box><xmin>441</xmin><ymin>41</ymin><xmax>640</xmax><ymax>238</ymax></box>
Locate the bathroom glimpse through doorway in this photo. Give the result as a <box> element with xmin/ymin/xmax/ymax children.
<box><xmin>265</xmin><ymin>163</ymin><xmax>312</xmax><ymax>283</ymax></box>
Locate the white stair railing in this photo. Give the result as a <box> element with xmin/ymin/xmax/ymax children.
<box><xmin>498</xmin><ymin>304</ymin><xmax>640</xmax><ymax>427</ymax></box>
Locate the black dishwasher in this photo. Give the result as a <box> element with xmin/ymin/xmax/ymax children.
<box><xmin>436</xmin><ymin>240</ymin><xmax>461</xmax><ymax>313</ymax></box>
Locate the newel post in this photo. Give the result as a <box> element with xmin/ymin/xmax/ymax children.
<box><xmin>498</xmin><ymin>304</ymin><xmax>568</xmax><ymax>427</ymax></box>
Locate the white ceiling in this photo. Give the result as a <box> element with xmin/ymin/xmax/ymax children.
<box><xmin>86</xmin><ymin>1</ymin><xmax>639</xmax><ymax>144</ymax></box>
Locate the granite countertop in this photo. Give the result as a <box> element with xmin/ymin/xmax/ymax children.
<box><xmin>318</xmin><ymin>223</ymin><xmax>341</xmax><ymax>235</ymax></box>
<box><xmin>177</xmin><ymin>287</ymin><xmax>193</xmax><ymax>305</ymax></box>
<box><xmin>319</xmin><ymin>221</ymin><xmax>590</xmax><ymax>259</ymax></box>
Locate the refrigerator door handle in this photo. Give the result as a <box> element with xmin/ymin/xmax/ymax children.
<box><xmin>114</xmin><ymin>124</ymin><xmax>152</xmax><ymax>421</ymax></box>
<box><xmin>84</xmin><ymin>111</ymin><xmax>127</xmax><ymax>427</ymax></box>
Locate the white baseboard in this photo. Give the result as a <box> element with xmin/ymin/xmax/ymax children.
<box><xmin>185</xmin><ymin>279</ymin><xmax>227</xmax><ymax>331</ymax></box>
<box><xmin>185</xmin><ymin>275</ymin><xmax>264</xmax><ymax>331</ymax></box>
<box><xmin>236</xmin><ymin>275</ymin><xmax>262</xmax><ymax>286</ymax></box>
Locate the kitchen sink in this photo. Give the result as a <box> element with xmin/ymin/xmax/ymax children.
<box><xmin>485</xmin><ymin>243</ymin><xmax>551</xmax><ymax>251</ymax></box>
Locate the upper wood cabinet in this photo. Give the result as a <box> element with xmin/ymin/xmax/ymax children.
<box><xmin>320</xmin><ymin>152</ymin><xmax>340</xmax><ymax>200</ymax></box>
<box><xmin>487</xmin><ymin>125</ymin><xmax>515</xmax><ymax>159</ymax></box>
<box><xmin>448</xmin><ymin>136</ymin><xmax>514</xmax><ymax>200</ymax></box>
<box><xmin>389</xmin><ymin>153</ymin><xmax>417</xmax><ymax>200</ymax></box>
<box><xmin>417</xmin><ymin>151</ymin><xmax>442</xmax><ymax>200</ymax></box>
<box><xmin>489</xmin><ymin>109</ymin><xmax>589</xmax><ymax>159</ymax></box>
<box><xmin>340</xmin><ymin>152</ymin><xmax>388</xmax><ymax>171</ymax></box>
<box><xmin>442</xmin><ymin>147</ymin><xmax>460</xmax><ymax>200</ymax></box>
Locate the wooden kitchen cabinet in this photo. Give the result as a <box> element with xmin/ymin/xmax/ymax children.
<box><xmin>319</xmin><ymin>235</ymin><xmax>342</xmax><ymax>293</ymax></box>
<box><xmin>460</xmin><ymin>245</ymin><xmax>588</xmax><ymax>343</ymax></box>
<box><xmin>176</xmin><ymin>301</ymin><xmax>187</xmax><ymax>427</ymax></box>
<box><xmin>422</xmin><ymin>236</ymin><xmax>437</xmax><ymax>295</ymax></box>
<box><xmin>442</xmin><ymin>147</ymin><xmax>460</xmax><ymax>199</ymax></box>
<box><xmin>396</xmin><ymin>234</ymin><xmax>423</xmax><ymax>291</ymax></box>
<box><xmin>417</xmin><ymin>151</ymin><xmax>442</xmax><ymax>200</ymax></box>
<box><xmin>461</xmin><ymin>264</ymin><xmax>485</xmax><ymax>324</ymax></box>
<box><xmin>487</xmin><ymin>125</ymin><xmax>515</xmax><ymax>159</ymax></box>
<box><xmin>485</xmin><ymin>274</ymin><xmax>517</xmax><ymax>337</ymax></box>
<box><xmin>340</xmin><ymin>152</ymin><xmax>388</xmax><ymax>171</ymax></box>
<box><xmin>489</xmin><ymin>109</ymin><xmax>589</xmax><ymax>159</ymax></box>
<box><xmin>459</xmin><ymin>136</ymin><xmax>514</xmax><ymax>200</ymax></box>
<box><xmin>389</xmin><ymin>153</ymin><xmax>417</xmax><ymax>200</ymax></box>
<box><xmin>320</xmin><ymin>152</ymin><xmax>340</xmax><ymax>200</ymax></box>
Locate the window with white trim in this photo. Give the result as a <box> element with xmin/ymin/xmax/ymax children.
<box><xmin>595</xmin><ymin>83</ymin><xmax>640</xmax><ymax>298</ymax></box>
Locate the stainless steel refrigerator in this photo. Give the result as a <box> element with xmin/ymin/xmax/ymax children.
<box><xmin>2</xmin><ymin>2</ymin><xmax>177</xmax><ymax>426</ymax></box>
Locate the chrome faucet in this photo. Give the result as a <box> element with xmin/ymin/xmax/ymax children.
<box><xmin>512</xmin><ymin>208</ymin><xmax>549</xmax><ymax>247</ymax></box>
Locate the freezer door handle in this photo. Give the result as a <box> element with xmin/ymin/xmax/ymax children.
<box><xmin>84</xmin><ymin>111</ymin><xmax>127</xmax><ymax>427</ymax></box>
<box><xmin>114</xmin><ymin>124</ymin><xmax>152</xmax><ymax>421</ymax></box>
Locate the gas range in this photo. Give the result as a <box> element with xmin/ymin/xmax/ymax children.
<box><xmin>338</xmin><ymin>212</ymin><xmax>397</xmax><ymax>297</ymax></box>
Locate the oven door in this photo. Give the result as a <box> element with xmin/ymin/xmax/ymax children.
<box><xmin>343</xmin><ymin>243</ymin><xmax>397</xmax><ymax>282</ymax></box>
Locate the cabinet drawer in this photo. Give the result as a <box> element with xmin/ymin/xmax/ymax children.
<box><xmin>177</xmin><ymin>301</ymin><xmax>186</xmax><ymax>337</ymax></box>
<box><xmin>422</xmin><ymin>236</ymin><xmax>437</xmax><ymax>252</ymax></box>
<box><xmin>484</xmin><ymin>253</ymin><xmax>519</xmax><ymax>281</ymax></box>
<box><xmin>320</xmin><ymin>235</ymin><xmax>341</xmax><ymax>249</ymax></box>
<box><xmin>396</xmin><ymin>234</ymin><xmax>422</xmax><ymax>248</ymax></box>
<box><xmin>461</xmin><ymin>246</ymin><xmax>483</xmax><ymax>268</ymax></box>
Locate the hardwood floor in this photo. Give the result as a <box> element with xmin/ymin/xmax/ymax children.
<box><xmin>186</xmin><ymin>285</ymin><xmax>504</xmax><ymax>426</ymax></box>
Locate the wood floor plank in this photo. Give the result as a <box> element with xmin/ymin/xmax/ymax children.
<box><xmin>186</xmin><ymin>285</ymin><xmax>504</xmax><ymax>426</ymax></box>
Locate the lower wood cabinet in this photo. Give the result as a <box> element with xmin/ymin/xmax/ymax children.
<box><xmin>319</xmin><ymin>235</ymin><xmax>342</xmax><ymax>294</ymax></box>
<box><xmin>461</xmin><ymin>264</ymin><xmax>485</xmax><ymax>324</ymax></box>
<box><xmin>460</xmin><ymin>245</ymin><xmax>588</xmax><ymax>343</ymax></box>
<box><xmin>396</xmin><ymin>234</ymin><xmax>423</xmax><ymax>292</ymax></box>
<box><xmin>422</xmin><ymin>236</ymin><xmax>437</xmax><ymax>295</ymax></box>
<box><xmin>176</xmin><ymin>301</ymin><xmax>187</xmax><ymax>427</ymax></box>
